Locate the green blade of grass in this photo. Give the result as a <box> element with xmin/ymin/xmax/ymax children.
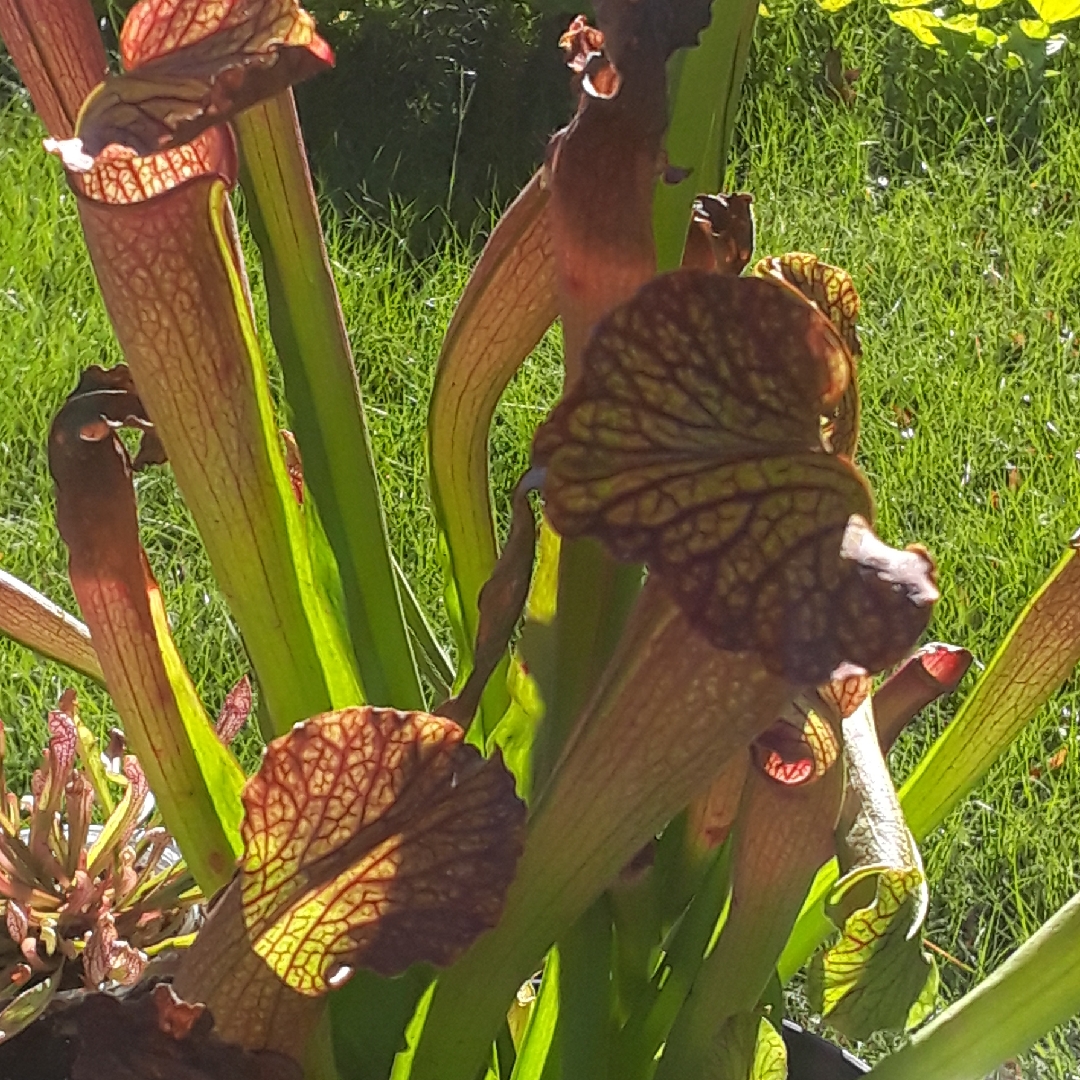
<box><xmin>394</xmin><ymin>557</ymin><xmax>454</xmax><ymax>700</ymax></box>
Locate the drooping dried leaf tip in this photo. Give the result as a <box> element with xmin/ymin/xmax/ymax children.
<box><xmin>437</xmin><ymin>471</ymin><xmax>539</xmax><ymax>727</ymax></box>
<box><xmin>534</xmin><ymin>270</ymin><xmax>937</xmax><ymax>684</ymax></box>
<box><xmin>560</xmin><ymin>14</ymin><xmax>620</xmax><ymax>99</ymax></box>
<box><xmin>215</xmin><ymin>674</ymin><xmax>254</xmax><ymax>744</ymax></box>
<box><xmin>682</xmin><ymin>194</ymin><xmax>755</xmax><ymax>276</ymax></box>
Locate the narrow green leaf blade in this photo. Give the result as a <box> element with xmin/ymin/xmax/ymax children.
<box><xmin>866</xmin><ymin>889</ymin><xmax>1080</xmax><ymax>1080</ymax></box>
<box><xmin>0</xmin><ymin>968</ymin><xmax>61</xmax><ymax>1044</ymax></box>
<box><xmin>555</xmin><ymin>897</ymin><xmax>614</xmax><ymax>1080</ymax></box>
<box><xmin>395</xmin><ymin>560</ymin><xmax>454</xmax><ymax>700</ymax></box>
<box><xmin>619</xmin><ymin>837</ymin><xmax>734</xmax><ymax>1078</ymax></box>
<box><xmin>234</xmin><ymin>93</ymin><xmax>423</xmax><ymax>712</ymax></box>
<box><xmin>511</xmin><ymin>950</ymin><xmax>560</xmax><ymax>1080</ymax></box>
<box><xmin>900</xmin><ymin>542</ymin><xmax>1080</xmax><ymax>839</ymax></box>
<box><xmin>331</xmin><ymin>968</ymin><xmax>434</xmax><ymax>1080</ymax></box>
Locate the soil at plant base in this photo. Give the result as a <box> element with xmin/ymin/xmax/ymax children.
<box><xmin>0</xmin><ymin>979</ymin><xmax>298</xmax><ymax>1080</ymax></box>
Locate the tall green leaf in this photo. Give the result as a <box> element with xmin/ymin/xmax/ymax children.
<box><xmin>406</xmin><ymin>585</ymin><xmax>803</xmax><ymax>1080</ymax></box>
<box><xmin>40</xmin><ymin>0</ymin><xmax>373</xmax><ymax>734</ymax></box>
<box><xmin>899</xmin><ymin>541</ymin><xmax>1080</xmax><ymax>837</ymax></box>
<box><xmin>653</xmin><ymin>0</ymin><xmax>760</xmax><ymax>271</ymax></box>
<box><xmin>427</xmin><ymin>170</ymin><xmax>557</xmax><ymax>737</ymax></box>
<box><xmin>655</xmin><ymin>729</ymin><xmax>843</xmax><ymax>1080</ymax></box>
<box><xmin>866</xmin><ymin>889</ymin><xmax>1080</xmax><ymax>1080</ymax></box>
<box><xmin>616</xmin><ymin>836</ymin><xmax>734</xmax><ymax>1079</ymax></box>
<box><xmin>554</xmin><ymin>897</ymin><xmax>614</xmax><ymax>1079</ymax></box>
<box><xmin>234</xmin><ymin>92</ymin><xmax>423</xmax><ymax>712</ymax></box>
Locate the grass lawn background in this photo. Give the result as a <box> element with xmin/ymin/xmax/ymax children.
<box><xmin>2</xmin><ymin>0</ymin><xmax>1080</xmax><ymax>1071</ymax></box>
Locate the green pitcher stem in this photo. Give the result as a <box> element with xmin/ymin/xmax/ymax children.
<box><xmin>234</xmin><ymin>93</ymin><xmax>423</xmax><ymax>712</ymax></box>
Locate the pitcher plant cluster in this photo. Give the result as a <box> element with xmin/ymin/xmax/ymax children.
<box><xmin>0</xmin><ymin>1</ymin><xmax>1078</xmax><ymax>1079</ymax></box>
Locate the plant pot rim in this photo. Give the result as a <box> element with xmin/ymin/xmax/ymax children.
<box><xmin>782</xmin><ymin>1018</ymin><xmax>870</xmax><ymax>1079</ymax></box>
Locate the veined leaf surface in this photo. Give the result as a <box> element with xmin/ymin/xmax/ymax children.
<box><xmin>755</xmin><ymin>253</ymin><xmax>861</xmax><ymax>357</ymax></box>
<box><xmin>534</xmin><ymin>270</ymin><xmax>936</xmax><ymax>684</ymax></box>
<box><xmin>809</xmin><ymin>699</ymin><xmax>935</xmax><ymax>1039</ymax></box>
<box><xmin>75</xmin><ymin>0</ymin><xmax>333</xmax><ymax>158</ymax></box>
<box><xmin>241</xmin><ymin>706</ymin><xmax>526</xmax><ymax>994</ymax></box>
<box><xmin>69</xmin><ymin>121</ymin><xmax>362</xmax><ymax>734</ymax></box>
<box><xmin>755</xmin><ymin>252</ymin><xmax>861</xmax><ymax>457</ymax></box>
<box><xmin>810</xmin><ymin>867</ymin><xmax>937</xmax><ymax>1038</ymax></box>
<box><xmin>0</xmin><ymin>0</ymin><xmax>107</xmax><ymax>141</ymax></box>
